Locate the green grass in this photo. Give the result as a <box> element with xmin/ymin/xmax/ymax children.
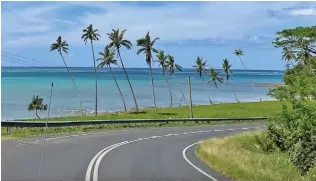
<box><xmin>22</xmin><ymin>101</ymin><xmax>283</xmax><ymax>121</ymax></box>
<box><xmin>1</xmin><ymin>101</ymin><xmax>284</xmax><ymax>139</ymax></box>
<box><xmin>196</xmin><ymin>131</ymin><xmax>316</xmax><ymax>181</ymax></box>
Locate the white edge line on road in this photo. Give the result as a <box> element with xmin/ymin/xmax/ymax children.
<box><xmin>93</xmin><ymin>141</ymin><xmax>129</xmax><ymax>181</ymax></box>
<box><xmin>85</xmin><ymin>141</ymin><xmax>128</xmax><ymax>181</ymax></box>
<box><xmin>182</xmin><ymin>141</ymin><xmax>218</xmax><ymax>181</ymax></box>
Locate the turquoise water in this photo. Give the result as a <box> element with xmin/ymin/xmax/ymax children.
<box><xmin>1</xmin><ymin>67</ymin><xmax>283</xmax><ymax>120</ymax></box>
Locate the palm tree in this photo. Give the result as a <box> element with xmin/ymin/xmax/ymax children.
<box><xmin>156</xmin><ymin>50</ymin><xmax>172</xmax><ymax>107</ymax></box>
<box><xmin>28</xmin><ymin>95</ymin><xmax>48</xmax><ymax>119</ymax></box>
<box><xmin>282</xmin><ymin>47</ymin><xmax>296</xmax><ymax>62</ymax></box>
<box><xmin>222</xmin><ymin>58</ymin><xmax>239</xmax><ymax>103</ymax></box>
<box><xmin>107</xmin><ymin>29</ymin><xmax>139</xmax><ymax>113</ymax></box>
<box><xmin>234</xmin><ymin>49</ymin><xmax>246</xmax><ymax>68</ymax></box>
<box><xmin>193</xmin><ymin>56</ymin><xmax>212</xmax><ymax>104</ymax></box>
<box><xmin>166</xmin><ymin>55</ymin><xmax>187</xmax><ymax>105</ymax></box>
<box><xmin>234</xmin><ymin>48</ymin><xmax>259</xmax><ymax>101</ymax></box>
<box><xmin>97</xmin><ymin>46</ymin><xmax>127</xmax><ymax>112</ymax></box>
<box><xmin>81</xmin><ymin>24</ymin><xmax>100</xmax><ymax>116</ymax></box>
<box><xmin>50</xmin><ymin>36</ymin><xmax>84</xmax><ymax>116</ymax></box>
<box><xmin>136</xmin><ymin>32</ymin><xmax>159</xmax><ymax>111</ymax></box>
<box><xmin>208</xmin><ymin>68</ymin><xmax>223</xmax><ymax>88</ymax></box>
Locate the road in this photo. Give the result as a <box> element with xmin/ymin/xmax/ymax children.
<box><xmin>2</xmin><ymin>123</ymin><xmax>265</xmax><ymax>181</ymax></box>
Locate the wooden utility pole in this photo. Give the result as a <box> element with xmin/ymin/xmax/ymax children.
<box><xmin>188</xmin><ymin>77</ymin><xmax>193</xmax><ymax>118</ymax></box>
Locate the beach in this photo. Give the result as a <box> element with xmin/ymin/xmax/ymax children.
<box><xmin>1</xmin><ymin>67</ymin><xmax>283</xmax><ymax>120</ymax></box>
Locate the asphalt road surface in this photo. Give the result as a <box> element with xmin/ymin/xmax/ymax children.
<box><xmin>2</xmin><ymin>123</ymin><xmax>265</xmax><ymax>181</ymax></box>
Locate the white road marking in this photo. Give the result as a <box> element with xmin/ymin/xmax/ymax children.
<box><xmin>86</xmin><ymin>125</ymin><xmax>265</xmax><ymax>181</ymax></box>
<box><xmin>182</xmin><ymin>141</ymin><xmax>218</xmax><ymax>181</ymax></box>
<box><xmin>85</xmin><ymin>141</ymin><xmax>128</xmax><ymax>181</ymax></box>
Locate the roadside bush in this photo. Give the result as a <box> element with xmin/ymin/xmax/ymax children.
<box><xmin>254</xmin><ymin>130</ymin><xmax>276</xmax><ymax>153</ymax></box>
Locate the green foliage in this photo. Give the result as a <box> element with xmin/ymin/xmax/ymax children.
<box><xmin>27</xmin><ymin>95</ymin><xmax>47</xmax><ymax>119</ymax></box>
<box><xmin>81</xmin><ymin>24</ymin><xmax>101</xmax><ymax>44</ymax></box>
<box><xmin>208</xmin><ymin>68</ymin><xmax>223</xmax><ymax>88</ymax></box>
<box><xmin>193</xmin><ymin>56</ymin><xmax>207</xmax><ymax>78</ymax></box>
<box><xmin>50</xmin><ymin>36</ymin><xmax>69</xmax><ymax>54</ymax></box>
<box><xmin>136</xmin><ymin>32</ymin><xmax>159</xmax><ymax>65</ymax></box>
<box><xmin>222</xmin><ymin>58</ymin><xmax>232</xmax><ymax>81</ymax></box>
<box><xmin>267</xmin><ymin>25</ymin><xmax>316</xmax><ymax>175</ymax></box>
<box><xmin>166</xmin><ymin>55</ymin><xmax>182</xmax><ymax>74</ymax></box>
<box><xmin>254</xmin><ymin>130</ymin><xmax>276</xmax><ymax>153</ymax></box>
<box><xmin>97</xmin><ymin>46</ymin><xmax>118</xmax><ymax>68</ymax></box>
<box><xmin>155</xmin><ymin>50</ymin><xmax>168</xmax><ymax>75</ymax></box>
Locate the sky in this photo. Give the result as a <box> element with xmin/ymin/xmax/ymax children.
<box><xmin>1</xmin><ymin>1</ymin><xmax>316</xmax><ymax>70</ymax></box>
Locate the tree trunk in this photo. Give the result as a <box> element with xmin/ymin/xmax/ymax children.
<box><xmin>117</xmin><ymin>48</ymin><xmax>139</xmax><ymax>113</ymax></box>
<box><xmin>201</xmin><ymin>75</ymin><xmax>213</xmax><ymax>104</ymax></box>
<box><xmin>109</xmin><ymin>65</ymin><xmax>127</xmax><ymax>112</ymax></box>
<box><xmin>60</xmin><ymin>53</ymin><xmax>84</xmax><ymax>116</ymax></box>
<box><xmin>239</xmin><ymin>56</ymin><xmax>260</xmax><ymax>101</ymax></box>
<box><xmin>188</xmin><ymin>77</ymin><xmax>193</xmax><ymax>118</ymax></box>
<box><xmin>164</xmin><ymin>73</ymin><xmax>173</xmax><ymax>107</ymax></box>
<box><xmin>90</xmin><ymin>40</ymin><xmax>98</xmax><ymax>116</ymax></box>
<box><xmin>149</xmin><ymin>63</ymin><xmax>157</xmax><ymax>111</ymax></box>
<box><xmin>36</xmin><ymin>109</ymin><xmax>40</xmax><ymax>119</ymax></box>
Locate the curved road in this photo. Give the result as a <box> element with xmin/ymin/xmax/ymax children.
<box><xmin>2</xmin><ymin>123</ymin><xmax>265</xmax><ymax>181</ymax></box>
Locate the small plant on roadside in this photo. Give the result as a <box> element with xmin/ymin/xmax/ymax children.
<box><xmin>27</xmin><ymin>95</ymin><xmax>48</xmax><ymax>119</ymax></box>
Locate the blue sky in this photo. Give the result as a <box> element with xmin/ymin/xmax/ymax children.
<box><xmin>1</xmin><ymin>1</ymin><xmax>316</xmax><ymax>70</ymax></box>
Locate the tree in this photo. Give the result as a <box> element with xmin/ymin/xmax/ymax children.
<box><xmin>136</xmin><ymin>32</ymin><xmax>159</xmax><ymax>111</ymax></box>
<box><xmin>208</xmin><ymin>68</ymin><xmax>223</xmax><ymax>88</ymax></box>
<box><xmin>193</xmin><ymin>56</ymin><xmax>212</xmax><ymax>104</ymax></box>
<box><xmin>81</xmin><ymin>24</ymin><xmax>101</xmax><ymax>116</ymax></box>
<box><xmin>267</xmin><ymin>26</ymin><xmax>316</xmax><ymax>175</ymax></box>
<box><xmin>107</xmin><ymin>29</ymin><xmax>139</xmax><ymax>113</ymax></box>
<box><xmin>50</xmin><ymin>36</ymin><xmax>84</xmax><ymax>116</ymax></box>
<box><xmin>166</xmin><ymin>55</ymin><xmax>187</xmax><ymax>105</ymax></box>
<box><xmin>156</xmin><ymin>50</ymin><xmax>173</xmax><ymax>107</ymax></box>
<box><xmin>222</xmin><ymin>58</ymin><xmax>239</xmax><ymax>103</ymax></box>
<box><xmin>234</xmin><ymin>48</ymin><xmax>259</xmax><ymax>100</ymax></box>
<box><xmin>97</xmin><ymin>46</ymin><xmax>127</xmax><ymax>112</ymax></box>
<box><xmin>28</xmin><ymin>95</ymin><xmax>47</xmax><ymax>119</ymax></box>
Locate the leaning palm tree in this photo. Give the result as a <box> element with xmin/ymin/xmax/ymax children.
<box><xmin>166</xmin><ymin>55</ymin><xmax>187</xmax><ymax>105</ymax></box>
<box><xmin>208</xmin><ymin>68</ymin><xmax>223</xmax><ymax>88</ymax></box>
<box><xmin>222</xmin><ymin>58</ymin><xmax>239</xmax><ymax>103</ymax></box>
<box><xmin>193</xmin><ymin>56</ymin><xmax>212</xmax><ymax>104</ymax></box>
<box><xmin>107</xmin><ymin>28</ymin><xmax>139</xmax><ymax>113</ymax></box>
<box><xmin>234</xmin><ymin>48</ymin><xmax>259</xmax><ymax>101</ymax></box>
<box><xmin>27</xmin><ymin>95</ymin><xmax>48</xmax><ymax>119</ymax></box>
<box><xmin>50</xmin><ymin>36</ymin><xmax>84</xmax><ymax>116</ymax></box>
<box><xmin>81</xmin><ymin>24</ymin><xmax>101</xmax><ymax>116</ymax></box>
<box><xmin>97</xmin><ymin>46</ymin><xmax>127</xmax><ymax>112</ymax></box>
<box><xmin>136</xmin><ymin>32</ymin><xmax>159</xmax><ymax>111</ymax></box>
<box><xmin>156</xmin><ymin>50</ymin><xmax>172</xmax><ymax>107</ymax></box>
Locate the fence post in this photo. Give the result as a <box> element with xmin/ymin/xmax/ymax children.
<box><xmin>188</xmin><ymin>77</ymin><xmax>193</xmax><ymax>119</ymax></box>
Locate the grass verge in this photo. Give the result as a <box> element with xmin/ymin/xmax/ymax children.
<box><xmin>2</xmin><ymin>120</ymin><xmax>263</xmax><ymax>139</ymax></box>
<box><xmin>195</xmin><ymin>131</ymin><xmax>316</xmax><ymax>181</ymax></box>
<box><xmin>22</xmin><ymin>101</ymin><xmax>282</xmax><ymax>121</ymax></box>
<box><xmin>2</xmin><ymin>101</ymin><xmax>284</xmax><ymax>139</ymax></box>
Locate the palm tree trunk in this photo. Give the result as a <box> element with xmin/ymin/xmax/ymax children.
<box><xmin>149</xmin><ymin>63</ymin><xmax>157</xmax><ymax>111</ymax></box>
<box><xmin>164</xmin><ymin>72</ymin><xmax>173</xmax><ymax>107</ymax></box>
<box><xmin>90</xmin><ymin>40</ymin><xmax>98</xmax><ymax>116</ymax></box>
<box><xmin>36</xmin><ymin>109</ymin><xmax>40</xmax><ymax>119</ymax></box>
<box><xmin>239</xmin><ymin>56</ymin><xmax>260</xmax><ymax>101</ymax></box>
<box><xmin>172</xmin><ymin>74</ymin><xmax>188</xmax><ymax>106</ymax></box>
<box><xmin>201</xmin><ymin>75</ymin><xmax>213</xmax><ymax>104</ymax></box>
<box><xmin>109</xmin><ymin>65</ymin><xmax>127</xmax><ymax>112</ymax></box>
<box><xmin>60</xmin><ymin>53</ymin><xmax>84</xmax><ymax>116</ymax></box>
<box><xmin>117</xmin><ymin>48</ymin><xmax>139</xmax><ymax>113</ymax></box>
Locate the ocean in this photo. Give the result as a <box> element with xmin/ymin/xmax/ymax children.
<box><xmin>1</xmin><ymin>67</ymin><xmax>283</xmax><ymax>120</ymax></box>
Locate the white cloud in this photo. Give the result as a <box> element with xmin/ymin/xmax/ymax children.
<box><xmin>1</xmin><ymin>1</ymin><xmax>314</xmax><ymax>48</ymax></box>
<box><xmin>290</xmin><ymin>8</ymin><xmax>316</xmax><ymax>16</ymax></box>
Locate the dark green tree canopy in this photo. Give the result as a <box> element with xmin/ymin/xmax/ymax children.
<box><xmin>166</xmin><ymin>55</ymin><xmax>182</xmax><ymax>74</ymax></box>
<box><xmin>107</xmin><ymin>29</ymin><xmax>133</xmax><ymax>50</ymax></box>
<box><xmin>50</xmin><ymin>36</ymin><xmax>69</xmax><ymax>54</ymax></box>
<box><xmin>97</xmin><ymin>46</ymin><xmax>118</xmax><ymax>68</ymax></box>
<box><xmin>193</xmin><ymin>56</ymin><xmax>207</xmax><ymax>78</ymax></box>
<box><xmin>136</xmin><ymin>32</ymin><xmax>159</xmax><ymax>65</ymax></box>
<box><xmin>156</xmin><ymin>50</ymin><xmax>168</xmax><ymax>74</ymax></box>
<box><xmin>222</xmin><ymin>58</ymin><xmax>232</xmax><ymax>81</ymax></box>
<box><xmin>81</xmin><ymin>24</ymin><xmax>101</xmax><ymax>44</ymax></box>
<box><xmin>208</xmin><ymin>68</ymin><xmax>223</xmax><ymax>88</ymax></box>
